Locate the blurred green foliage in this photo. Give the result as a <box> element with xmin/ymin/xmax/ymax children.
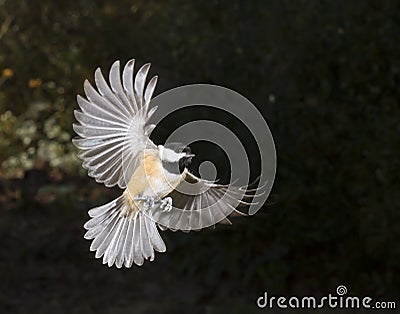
<box><xmin>0</xmin><ymin>0</ymin><xmax>399</xmax><ymax>310</ymax></box>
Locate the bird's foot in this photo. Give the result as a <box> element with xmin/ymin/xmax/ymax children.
<box><xmin>159</xmin><ymin>197</ymin><xmax>172</xmax><ymax>212</ymax></box>
<box><xmin>135</xmin><ymin>195</ymin><xmax>155</xmax><ymax>210</ymax></box>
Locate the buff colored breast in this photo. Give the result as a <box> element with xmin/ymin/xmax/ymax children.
<box><xmin>124</xmin><ymin>150</ymin><xmax>181</xmax><ymax>213</ymax></box>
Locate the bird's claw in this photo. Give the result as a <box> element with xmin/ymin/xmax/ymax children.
<box><xmin>135</xmin><ymin>195</ymin><xmax>155</xmax><ymax>210</ymax></box>
<box><xmin>160</xmin><ymin>197</ymin><xmax>172</xmax><ymax>212</ymax></box>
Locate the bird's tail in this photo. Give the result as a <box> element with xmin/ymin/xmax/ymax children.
<box><xmin>83</xmin><ymin>194</ymin><xmax>166</xmax><ymax>268</ymax></box>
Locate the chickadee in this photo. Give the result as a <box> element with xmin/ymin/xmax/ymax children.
<box><xmin>73</xmin><ymin>59</ymin><xmax>262</xmax><ymax>268</ymax></box>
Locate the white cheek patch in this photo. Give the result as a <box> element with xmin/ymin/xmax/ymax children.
<box><xmin>159</xmin><ymin>147</ymin><xmax>185</xmax><ymax>163</ymax></box>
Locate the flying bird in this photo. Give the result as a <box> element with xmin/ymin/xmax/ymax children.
<box><xmin>73</xmin><ymin>59</ymin><xmax>263</xmax><ymax>268</ymax></box>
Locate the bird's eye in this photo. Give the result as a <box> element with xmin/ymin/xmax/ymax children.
<box><xmin>183</xmin><ymin>146</ymin><xmax>191</xmax><ymax>154</ymax></box>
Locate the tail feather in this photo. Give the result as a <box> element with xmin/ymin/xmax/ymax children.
<box><xmin>97</xmin><ymin>212</ymin><xmax>122</xmax><ymax>261</ymax></box>
<box><xmin>146</xmin><ymin>218</ymin><xmax>166</xmax><ymax>252</ymax></box>
<box><xmin>103</xmin><ymin>213</ymin><xmax>125</xmax><ymax>266</ymax></box>
<box><xmin>132</xmin><ymin>216</ymin><xmax>144</xmax><ymax>266</ymax></box>
<box><xmin>115</xmin><ymin>218</ymin><xmax>129</xmax><ymax>268</ymax></box>
<box><xmin>140</xmin><ymin>216</ymin><xmax>154</xmax><ymax>261</ymax></box>
<box><xmin>84</xmin><ymin>194</ymin><xmax>166</xmax><ymax>268</ymax></box>
<box><xmin>123</xmin><ymin>218</ymin><xmax>135</xmax><ymax>267</ymax></box>
<box><xmin>92</xmin><ymin>211</ymin><xmax>120</xmax><ymax>258</ymax></box>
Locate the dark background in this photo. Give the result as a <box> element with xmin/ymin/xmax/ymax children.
<box><xmin>0</xmin><ymin>1</ymin><xmax>399</xmax><ymax>313</ymax></box>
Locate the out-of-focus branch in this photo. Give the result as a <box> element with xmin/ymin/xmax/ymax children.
<box><xmin>0</xmin><ymin>15</ymin><xmax>13</xmax><ymax>40</ymax></box>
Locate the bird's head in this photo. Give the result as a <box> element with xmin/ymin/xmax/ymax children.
<box><xmin>158</xmin><ymin>143</ymin><xmax>195</xmax><ymax>174</ymax></box>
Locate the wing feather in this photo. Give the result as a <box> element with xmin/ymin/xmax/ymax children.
<box><xmin>84</xmin><ymin>80</ymin><xmax>129</xmax><ymax>122</ymax></box>
<box><xmin>77</xmin><ymin>94</ymin><xmax>126</xmax><ymax>125</ymax></box>
<box><xmin>122</xmin><ymin>59</ymin><xmax>138</xmax><ymax>113</ymax></box>
<box><xmin>73</xmin><ymin>60</ymin><xmax>158</xmax><ymax>188</ymax></box>
<box><xmin>95</xmin><ymin>68</ymin><xmax>131</xmax><ymax>117</ymax></box>
<box><xmin>144</xmin><ymin>76</ymin><xmax>158</xmax><ymax>113</ymax></box>
<box><xmin>134</xmin><ymin>63</ymin><xmax>151</xmax><ymax>109</ymax></box>
<box><xmin>74</xmin><ymin>110</ymin><xmax>125</xmax><ymax>129</ymax></box>
<box><xmin>161</xmin><ymin>170</ymin><xmax>262</xmax><ymax>231</ymax></box>
<box><xmin>109</xmin><ymin>61</ymin><xmax>133</xmax><ymax>116</ymax></box>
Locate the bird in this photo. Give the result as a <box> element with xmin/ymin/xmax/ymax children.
<box><xmin>72</xmin><ymin>59</ymin><xmax>263</xmax><ymax>268</ymax></box>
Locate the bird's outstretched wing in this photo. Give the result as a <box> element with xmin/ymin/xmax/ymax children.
<box><xmin>72</xmin><ymin>59</ymin><xmax>158</xmax><ymax>188</ymax></box>
<box><xmin>149</xmin><ymin>170</ymin><xmax>264</xmax><ymax>232</ymax></box>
